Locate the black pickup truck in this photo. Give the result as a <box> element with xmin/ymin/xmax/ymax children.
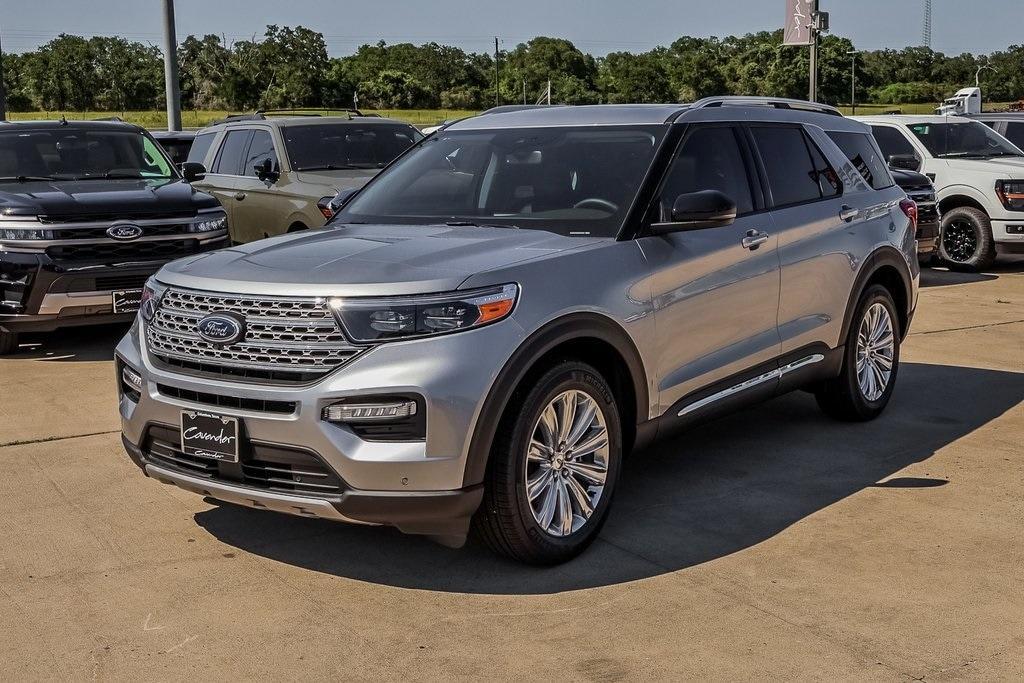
<box><xmin>0</xmin><ymin>119</ymin><xmax>227</xmax><ymax>353</ymax></box>
<box><xmin>891</xmin><ymin>166</ymin><xmax>940</xmax><ymax>262</ymax></box>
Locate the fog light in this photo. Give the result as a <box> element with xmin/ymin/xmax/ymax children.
<box><xmin>322</xmin><ymin>400</ymin><xmax>417</xmax><ymax>422</ymax></box>
<box><xmin>122</xmin><ymin>365</ymin><xmax>143</xmax><ymax>392</ymax></box>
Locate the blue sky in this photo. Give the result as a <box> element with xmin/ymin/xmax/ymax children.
<box><xmin>1</xmin><ymin>0</ymin><xmax>1018</xmax><ymax>56</ymax></box>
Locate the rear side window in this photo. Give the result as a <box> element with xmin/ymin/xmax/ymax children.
<box><xmin>243</xmin><ymin>130</ymin><xmax>278</xmax><ymax>176</ymax></box>
<box><xmin>870</xmin><ymin>126</ymin><xmax>917</xmax><ymax>160</ymax></box>
<box><xmin>213</xmin><ymin>129</ymin><xmax>252</xmax><ymax>175</ymax></box>
<box><xmin>826</xmin><ymin>131</ymin><xmax>894</xmax><ymax>190</ymax></box>
<box><xmin>752</xmin><ymin>126</ymin><xmax>839</xmax><ymax>207</ymax></box>
<box><xmin>187</xmin><ymin>133</ymin><xmax>216</xmax><ymax>165</ymax></box>
<box><xmin>1003</xmin><ymin>122</ymin><xmax>1024</xmax><ymax>149</ymax></box>
<box><xmin>656</xmin><ymin>126</ymin><xmax>754</xmax><ymax>217</ymax></box>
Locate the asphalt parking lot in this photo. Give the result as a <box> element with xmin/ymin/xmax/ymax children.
<box><xmin>1</xmin><ymin>260</ymin><xmax>1022</xmax><ymax>680</ymax></box>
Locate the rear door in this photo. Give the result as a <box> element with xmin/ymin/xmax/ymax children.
<box><xmin>638</xmin><ymin>123</ymin><xmax>782</xmax><ymax>412</ymax></box>
<box><xmin>749</xmin><ymin>124</ymin><xmax>880</xmax><ymax>356</ymax></box>
<box><xmin>202</xmin><ymin>128</ymin><xmax>253</xmax><ymax>239</ymax></box>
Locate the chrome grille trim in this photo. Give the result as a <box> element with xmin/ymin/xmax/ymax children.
<box><xmin>147</xmin><ymin>287</ymin><xmax>361</xmax><ymax>379</ymax></box>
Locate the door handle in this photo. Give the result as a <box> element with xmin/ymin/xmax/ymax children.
<box><xmin>839</xmin><ymin>205</ymin><xmax>859</xmax><ymax>222</ymax></box>
<box><xmin>234</xmin><ymin>192</ymin><xmax>246</xmax><ymax>201</ymax></box>
<box><xmin>741</xmin><ymin>229</ymin><xmax>769</xmax><ymax>250</ymax></box>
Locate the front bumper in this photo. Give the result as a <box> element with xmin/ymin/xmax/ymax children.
<box><xmin>1</xmin><ymin>234</ymin><xmax>229</xmax><ymax>333</ymax></box>
<box><xmin>116</xmin><ymin>314</ymin><xmax>526</xmax><ymax>538</ymax></box>
<box><xmin>916</xmin><ymin>219</ymin><xmax>940</xmax><ymax>256</ymax></box>
<box><xmin>992</xmin><ymin>219</ymin><xmax>1024</xmax><ymax>254</ymax></box>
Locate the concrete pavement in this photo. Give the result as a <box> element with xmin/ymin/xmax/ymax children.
<box><xmin>1</xmin><ymin>260</ymin><xmax>1022</xmax><ymax>680</ymax></box>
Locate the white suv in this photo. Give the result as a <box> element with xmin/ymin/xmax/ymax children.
<box><xmin>857</xmin><ymin>115</ymin><xmax>1024</xmax><ymax>270</ymax></box>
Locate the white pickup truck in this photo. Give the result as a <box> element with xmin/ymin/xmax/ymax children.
<box><xmin>856</xmin><ymin>115</ymin><xmax>1024</xmax><ymax>270</ymax></box>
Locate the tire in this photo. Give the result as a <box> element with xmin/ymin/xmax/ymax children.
<box><xmin>474</xmin><ymin>361</ymin><xmax>622</xmax><ymax>565</ymax></box>
<box><xmin>815</xmin><ymin>285</ymin><xmax>900</xmax><ymax>422</ymax></box>
<box><xmin>0</xmin><ymin>329</ymin><xmax>18</xmax><ymax>355</ymax></box>
<box><xmin>939</xmin><ymin>206</ymin><xmax>996</xmax><ymax>272</ymax></box>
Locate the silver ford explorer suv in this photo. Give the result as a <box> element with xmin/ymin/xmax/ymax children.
<box><xmin>117</xmin><ymin>98</ymin><xmax>919</xmax><ymax>565</ymax></box>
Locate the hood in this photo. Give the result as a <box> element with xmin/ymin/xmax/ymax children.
<box><xmin>890</xmin><ymin>167</ymin><xmax>932</xmax><ymax>191</ymax></box>
<box><xmin>158</xmin><ymin>223</ymin><xmax>604</xmax><ymax>297</ymax></box>
<box><xmin>942</xmin><ymin>157</ymin><xmax>1024</xmax><ymax>178</ymax></box>
<box><xmin>291</xmin><ymin>169</ymin><xmax>378</xmax><ymax>191</ymax></box>
<box><xmin>0</xmin><ymin>177</ymin><xmax>219</xmax><ymax>217</ymax></box>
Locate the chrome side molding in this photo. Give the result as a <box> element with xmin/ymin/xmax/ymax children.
<box><xmin>678</xmin><ymin>353</ymin><xmax>825</xmax><ymax>417</ymax></box>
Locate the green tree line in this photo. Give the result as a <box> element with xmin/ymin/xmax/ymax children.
<box><xmin>4</xmin><ymin>26</ymin><xmax>1024</xmax><ymax>113</ymax></box>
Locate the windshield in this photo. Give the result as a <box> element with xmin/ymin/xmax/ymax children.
<box><xmin>907</xmin><ymin>121</ymin><xmax>1024</xmax><ymax>159</ymax></box>
<box><xmin>0</xmin><ymin>128</ymin><xmax>176</xmax><ymax>180</ymax></box>
<box><xmin>336</xmin><ymin>125</ymin><xmax>667</xmax><ymax>237</ymax></box>
<box><xmin>283</xmin><ymin>123</ymin><xmax>422</xmax><ymax>171</ymax></box>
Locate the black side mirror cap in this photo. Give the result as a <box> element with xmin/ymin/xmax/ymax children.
<box><xmin>180</xmin><ymin>162</ymin><xmax>206</xmax><ymax>182</ymax></box>
<box><xmin>255</xmin><ymin>158</ymin><xmax>279</xmax><ymax>181</ymax></box>
<box><xmin>650</xmin><ymin>190</ymin><xmax>738</xmax><ymax>235</ymax></box>
<box><xmin>888</xmin><ymin>154</ymin><xmax>921</xmax><ymax>172</ymax></box>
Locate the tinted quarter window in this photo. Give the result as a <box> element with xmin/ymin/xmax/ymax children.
<box><xmin>213</xmin><ymin>129</ymin><xmax>252</xmax><ymax>175</ymax></box>
<box><xmin>870</xmin><ymin>126</ymin><xmax>917</xmax><ymax>161</ymax></box>
<box><xmin>187</xmin><ymin>132</ymin><xmax>216</xmax><ymax>165</ymax></box>
<box><xmin>656</xmin><ymin>126</ymin><xmax>753</xmax><ymax>218</ymax></box>
<box><xmin>826</xmin><ymin>131</ymin><xmax>894</xmax><ymax>190</ymax></box>
<box><xmin>752</xmin><ymin>126</ymin><xmax>832</xmax><ymax>207</ymax></box>
<box><xmin>244</xmin><ymin>130</ymin><xmax>278</xmax><ymax>176</ymax></box>
<box><xmin>1003</xmin><ymin>122</ymin><xmax>1024</xmax><ymax>150</ymax></box>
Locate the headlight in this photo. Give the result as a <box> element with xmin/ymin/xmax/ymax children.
<box><xmin>330</xmin><ymin>283</ymin><xmax>518</xmax><ymax>343</ymax></box>
<box><xmin>139</xmin><ymin>277</ymin><xmax>166</xmax><ymax>322</ymax></box>
<box><xmin>996</xmin><ymin>180</ymin><xmax>1024</xmax><ymax>211</ymax></box>
<box><xmin>188</xmin><ymin>210</ymin><xmax>228</xmax><ymax>232</ymax></box>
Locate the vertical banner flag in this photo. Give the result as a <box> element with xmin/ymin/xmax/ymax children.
<box><xmin>784</xmin><ymin>0</ymin><xmax>814</xmax><ymax>45</ymax></box>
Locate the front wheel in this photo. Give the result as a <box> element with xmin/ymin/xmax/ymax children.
<box><xmin>815</xmin><ymin>285</ymin><xmax>900</xmax><ymax>421</ymax></box>
<box><xmin>474</xmin><ymin>361</ymin><xmax>622</xmax><ymax>564</ymax></box>
<box><xmin>940</xmin><ymin>206</ymin><xmax>996</xmax><ymax>272</ymax></box>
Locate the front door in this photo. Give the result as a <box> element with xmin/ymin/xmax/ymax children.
<box><xmin>637</xmin><ymin>124</ymin><xmax>781</xmax><ymax>415</ymax></box>
<box><xmin>229</xmin><ymin>128</ymin><xmax>286</xmax><ymax>242</ymax></box>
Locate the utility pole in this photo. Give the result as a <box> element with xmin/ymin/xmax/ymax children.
<box><xmin>161</xmin><ymin>0</ymin><xmax>182</xmax><ymax>131</ymax></box>
<box><xmin>847</xmin><ymin>49</ymin><xmax>857</xmax><ymax>114</ymax></box>
<box><xmin>0</xmin><ymin>27</ymin><xmax>7</xmax><ymax>121</ymax></box>
<box><xmin>493</xmin><ymin>37</ymin><xmax>499</xmax><ymax>107</ymax></box>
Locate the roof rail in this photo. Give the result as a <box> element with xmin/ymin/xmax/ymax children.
<box><xmin>209</xmin><ymin>108</ymin><xmax>374</xmax><ymax>126</ymax></box>
<box><xmin>690</xmin><ymin>96</ymin><xmax>842</xmax><ymax>117</ymax></box>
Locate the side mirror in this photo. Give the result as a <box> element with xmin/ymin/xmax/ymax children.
<box><xmin>318</xmin><ymin>188</ymin><xmax>359</xmax><ymax>221</ymax></box>
<box><xmin>651</xmin><ymin>190</ymin><xmax>737</xmax><ymax>235</ymax></box>
<box><xmin>180</xmin><ymin>162</ymin><xmax>206</xmax><ymax>182</ymax></box>
<box><xmin>888</xmin><ymin>154</ymin><xmax>921</xmax><ymax>172</ymax></box>
<box><xmin>254</xmin><ymin>158</ymin><xmax>278</xmax><ymax>182</ymax></box>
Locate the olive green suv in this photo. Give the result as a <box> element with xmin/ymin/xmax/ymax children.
<box><xmin>184</xmin><ymin>112</ymin><xmax>422</xmax><ymax>243</ymax></box>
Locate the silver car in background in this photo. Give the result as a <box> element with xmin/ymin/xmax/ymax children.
<box><xmin>117</xmin><ymin>98</ymin><xmax>918</xmax><ymax>564</ymax></box>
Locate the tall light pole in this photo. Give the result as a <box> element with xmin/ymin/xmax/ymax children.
<box><xmin>847</xmin><ymin>49</ymin><xmax>857</xmax><ymax>114</ymax></box>
<box><xmin>161</xmin><ymin>0</ymin><xmax>182</xmax><ymax>131</ymax></box>
<box><xmin>0</xmin><ymin>27</ymin><xmax>7</xmax><ymax>121</ymax></box>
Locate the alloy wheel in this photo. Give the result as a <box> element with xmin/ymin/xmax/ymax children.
<box><xmin>855</xmin><ymin>302</ymin><xmax>895</xmax><ymax>402</ymax></box>
<box><xmin>523</xmin><ymin>389</ymin><xmax>609</xmax><ymax>537</ymax></box>
<box><xmin>942</xmin><ymin>218</ymin><xmax>978</xmax><ymax>263</ymax></box>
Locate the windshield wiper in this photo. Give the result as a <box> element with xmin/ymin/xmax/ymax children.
<box><xmin>0</xmin><ymin>175</ymin><xmax>58</xmax><ymax>182</ymax></box>
<box><xmin>938</xmin><ymin>152</ymin><xmax>990</xmax><ymax>158</ymax></box>
<box><xmin>444</xmin><ymin>220</ymin><xmax>518</xmax><ymax>230</ymax></box>
<box><xmin>295</xmin><ymin>164</ymin><xmax>358</xmax><ymax>171</ymax></box>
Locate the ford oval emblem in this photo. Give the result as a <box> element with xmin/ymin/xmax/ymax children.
<box><xmin>196</xmin><ymin>313</ymin><xmax>245</xmax><ymax>345</ymax></box>
<box><xmin>106</xmin><ymin>223</ymin><xmax>144</xmax><ymax>241</ymax></box>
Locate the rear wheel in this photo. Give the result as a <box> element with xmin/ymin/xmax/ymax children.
<box><xmin>0</xmin><ymin>329</ymin><xmax>18</xmax><ymax>355</ymax></box>
<box><xmin>474</xmin><ymin>361</ymin><xmax>622</xmax><ymax>564</ymax></box>
<box><xmin>815</xmin><ymin>285</ymin><xmax>900</xmax><ymax>421</ymax></box>
<box><xmin>940</xmin><ymin>206</ymin><xmax>996</xmax><ymax>272</ymax></box>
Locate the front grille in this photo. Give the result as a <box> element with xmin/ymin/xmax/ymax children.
<box><xmin>147</xmin><ymin>287</ymin><xmax>362</xmax><ymax>382</ymax></box>
<box><xmin>143</xmin><ymin>424</ymin><xmax>345</xmax><ymax>498</ymax></box>
<box><xmin>46</xmin><ymin>239</ymin><xmax>200</xmax><ymax>261</ymax></box>
<box><xmin>157</xmin><ymin>384</ymin><xmax>297</xmax><ymax>414</ymax></box>
<box><xmin>46</xmin><ymin>223</ymin><xmax>192</xmax><ymax>240</ymax></box>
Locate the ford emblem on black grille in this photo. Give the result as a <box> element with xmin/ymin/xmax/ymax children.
<box><xmin>196</xmin><ymin>313</ymin><xmax>245</xmax><ymax>345</ymax></box>
<box><xmin>106</xmin><ymin>223</ymin><xmax>144</xmax><ymax>241</ymax></box>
